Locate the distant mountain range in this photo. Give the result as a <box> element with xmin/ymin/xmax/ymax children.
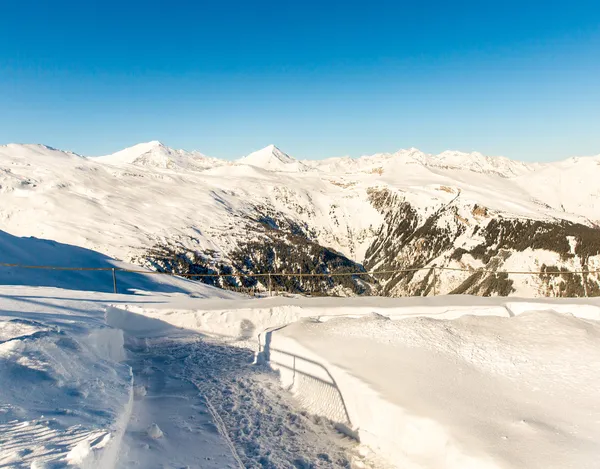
<box><xmin>1</xmin><ymin>140</ymin><xmax>599</xmax><ymax>297</ymax></box>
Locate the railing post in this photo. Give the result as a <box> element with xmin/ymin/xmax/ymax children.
<box><xmin>292</xmin><ymin>355</ymin><xmax>296</xmax><ymax>386</ymax></box>
<box><xmin>112</xmin><ymin>268</ymin><xmax>117</xmax><ymax>294</ymax></box>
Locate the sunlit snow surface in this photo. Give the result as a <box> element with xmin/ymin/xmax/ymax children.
<box><xmin>2</xmin><ymin>287</ymin><xmax>599</xmax><ymax>468</ymax></box>
<box><xmin>1</xmin><ymin>141</ymin><xmax>600</xmax><ymax>467</ymax></box>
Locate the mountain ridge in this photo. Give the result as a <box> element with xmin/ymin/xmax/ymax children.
<box><xmin>1</xmin><ymin>140</ymin><xmax>599</xmax><ymax>298</ymax></box>
<box><xmin>5</xmin><ymin>140</ymin><xmax>599</xmax><ymax>176</ymax></box>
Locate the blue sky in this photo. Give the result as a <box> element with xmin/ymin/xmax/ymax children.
<box><xmin>1</xmin><ymin>0</ymin><xmax>599</xmax><ymax>161</ymax></box>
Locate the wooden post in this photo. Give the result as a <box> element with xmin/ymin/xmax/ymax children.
<box><xmin>432</xmin><ymin>267</ymin><xmax>437</xmax><ymax>296</ymax></box>
<box><xmin>582</xmin><ymin>269</ymin><xmax>589</xmax><ymax>298</ymax></box>
<box><xmin>112</xmin><ymin>268</ymin><xmax>118</xmax><ymax>294</ymax></box>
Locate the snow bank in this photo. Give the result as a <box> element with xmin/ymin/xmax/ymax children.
<box><xmin>119</xmin><ymin>294</ymin><xmax>600</xmax><ymax>339</ymax></box>
<box><xmin>260</xmin><ymin>309</ymin><xmax>600</xmax><ymax>469</ymax></box>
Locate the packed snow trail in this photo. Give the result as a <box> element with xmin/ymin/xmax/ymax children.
<box><xmin>113</xmin><ymin>310</ymin><xmax>379</xmax><ymax>469</ymax></box>
<box><xmin>115</xmin><ymin>335</ymin><xmax>241</xmax><ymax>469</ymax></box>
<box><xmin>182</xmin><ymin>338</ymin><xmax>366</xmax><ymax>469</ymax></box>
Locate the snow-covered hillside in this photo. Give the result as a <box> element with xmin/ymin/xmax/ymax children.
<box><xmin>304</xmin><ymin>147</ymin><xmax>536</xmax><ymax>178</ymax></box>
<box><xmin>1</xmin><ymin>141</ymin><xmax>600</xmax><ymax>297</ymax></box>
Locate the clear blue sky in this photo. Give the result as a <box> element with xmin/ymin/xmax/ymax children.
<box><xmin>1</xmin><ymin>0</ymin><xmax>599</xmax><ymax>161</ymax></box>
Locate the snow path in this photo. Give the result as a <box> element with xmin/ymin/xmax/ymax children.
<box><xmin>115</xmin><ymin>336</ymin><xmax>241</xmax><ymax>469</ymax></box>
<box><xmin>182</xmin><ymin>338</ymin><xmax>367</xmax><ymax>469</ymax></box>
<box><xmin>111</xmin><ymin>308</ymin><xmax>380</xmax><ymax>469</ymax></box>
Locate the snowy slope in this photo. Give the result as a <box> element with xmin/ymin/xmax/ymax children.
<box><xmin>306</xmin><ymin>148</ymin><xmax>536</xmax><ymax>178</ymax></box>
<box><xmin>1</xmin><ymin>141</ymin><xmax>600</xmax><ymax>297</ymax></box>
<box><xmin>0</xmin><ymin>228</ymin><xmax>241</xmax><ymax>297</ymax></box>
<box><xmin>2</xmin><ymin>283</ymin><xmax>600</xmax><ymax>468</ymax></box>
<box><xmin>514</xmin><ymin>154</ymin><xmax>600</xmax><ymax>222</ymax></box>
<box><xmin>0</xmin><ymin>143</ymin><xmax>382</xmax><ymax>288</ymax></box>
<box><xmin>0</xmin><ymin>289</ymin><xmax>134</xmax><ymax>469</ymax></box>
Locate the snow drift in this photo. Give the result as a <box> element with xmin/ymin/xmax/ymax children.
<box><xmin>260</xmin><ymin>306</ymin><xmax>600</xmax><ymax>469</ymax></box>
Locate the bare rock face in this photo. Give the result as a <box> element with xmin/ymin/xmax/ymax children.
<box><xmin>362</xmin><ymin>188</ymin><xmax>600</xmax><ymax>297</ymax></box>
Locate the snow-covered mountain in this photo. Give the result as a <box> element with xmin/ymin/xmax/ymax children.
<box><xmin>237</xmin><ymin>144</ymin><xmax>311</xmax><ymax>172</ymax></box>
<box><xmin>95</xmin><ymin>140</ymin><xmax>226</xmax><ymax>171</ymax></box>
<box><xmin>1</xmin><ymin>140</ymin><xmax>599</xmax><ymax>297</ymax></box>
<box><xmin>306</xmin><ymin>147</ymin><xmax>536</xmax><ymax>177</ymax></box>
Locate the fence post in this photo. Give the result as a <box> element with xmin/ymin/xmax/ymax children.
<box><xmin>432</xmin><ymin>267</ymin><xmax>437</xmax><ymax>296</ymax></box>
<box><xmin>268</xmin><ymin>273</ymin><xmax>272</xmax><ymax>297</ymax></box>
<box><xmin>112</xmin><ymin>268</ymin><xmax>117</xmax><ymax>294</ymax></box>
<box><xmin>582</xmin><ymin>269</ymin><xmax>589</xmax><ymax>298</ymax></box>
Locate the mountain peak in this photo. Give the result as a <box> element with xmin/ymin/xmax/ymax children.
<box><xmin>93</xmin><ymin>141</ymin><xmax>226</xmax><ymax>172</ymax></box>
<box><xmin>94</xmin><ymin>141</ymin><xmax>171</xmax><ymax>165</ymax></box>
<box><xmin>238</xmin><ymin>145</ymin><xmax>309</xmax><ymax>172</ymax></box>
<box><xmin>124</xmin><ymin>140</ymin><xmax>168</xmax><ymax>154</ymax></box>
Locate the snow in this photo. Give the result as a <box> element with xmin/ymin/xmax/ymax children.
<box><xmin>145</xmin><ymin>423</ymin><xmax>163</xmax><ymax>440</ymax></box>
<box><xmin>306</xmin><ymin>147</ymin><xmax>535</xmax><ymax>178</ymax></box>
<box><xmin>1</xmin><ymin>282</ymin><xmax>600</xmax><ymax>468</ymax></box>
<box><xmin>237</xmin><ymin>144</ymin><xmax>311</xmax><ymax>172</ymax></box>
<box><xmin>3</xmin><ymin>139</ymin><xmax>600</xmax><ymax>466</ymax></box>
<box><xmin>1</xmin><ymin>140</ymin><xmax>600</xmax><ymax>289</ymax></box>
<box><xmin>0</xmin><ymin>290</ymin><xmax>133</xmax><ymax>469</ymax></box>
<box><xmin>94</xmin><ymin>141</ymin><xmax>226</xmax><ymax>171</ymax></box>
<box><xmin>259</xmin><ymin>301</ymin><xmax>600</xmax><ymax>469</ymax></box>
<box><xmin>0</xmin><ymin>228</ymin><xmax>241</xmax><ymax>298</ymax></box>
<box><xmin>0</xmin><ymin>288</ymin><xmax>245</xmax><ymax>469</ymax></box>
<box><xmin>0</xmin><ymin>287</ymin><xmax>385</xmax><ymax>468</ymax></box>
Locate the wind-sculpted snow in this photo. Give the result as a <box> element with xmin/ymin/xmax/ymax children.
<box><xmin>0</xmin><ymin>292</ymin><xmax>133</xmax><ymax>468</ymax></box>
